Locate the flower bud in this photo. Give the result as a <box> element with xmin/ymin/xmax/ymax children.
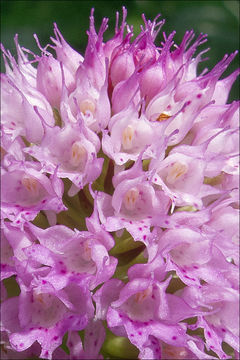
<box><xmin>139</xmin><ymin>59</ymin><xmax>175</xmax><ymax>102</ymax></box>
<box><xmin>110</xmin><ymin>51</ymin><xmax>135</xmax><ymax>87</ymax></box>
<box><xmin>36</xmin><ymin>55</ymin><xmax>74</xmax><ymax>108</ymax></box>
<box><xmin>139</xmin><ymin>63</ymin><xmax>165</xmax><ymax>101</ymax></box>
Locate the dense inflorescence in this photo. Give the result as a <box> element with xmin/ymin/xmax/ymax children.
<box><xmin>1</xmin><ymin>7</ymin><xmax>239</xmax><ymax>360</ymax></box>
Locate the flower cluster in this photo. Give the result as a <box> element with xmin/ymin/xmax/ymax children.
<box><xmin>1</xmin><ymin>7</ymin><xmax>239</xmax><ymax>360</ymax></box>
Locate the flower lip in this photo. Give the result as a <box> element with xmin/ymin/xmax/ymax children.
<box><xmin>82</xmin><ymin>239</ymin><xmax>92</xmax><ymax>261</ymax></box>
<box><xmin>121</xmin><ymin>124</ymin><xmax>135</xmax><ymax>150</ymax></box>
<box><xmin>79</xmin><ymin>99</ymin><xmax>96</xmax><ymax>116</ymax></box>
<box><xmin>166</xmin><ymin>162</ymin><xmax>189</xmax><ymax>185</ymax></box>
<box><xmin>134</xmin><ymin>285</ymin><xmax>153</xmax><ymax>303</ymax></box>
<box><xmin>21</xmin><ymin>175</ymin><xmax>40</xmax><ymax>196</ymax></box>
<box><xmin>123</xmin><ymin>187</ymin><xmax>139</xmax><ymax>211</ymax></box>
<box><xmin>112</xmin><ymin>279</ymin><xmax>157</xmax><ymax>322</ymax></box>
<box><xmin>62</xmin><ymin>238</ymin><xmax>96</xmax><ymax>275</ymax></box>
<box><xmin>18</xmin><ymin>174</ymin><xmax>46</xmax><ymax>206</ymax></box>
<box><xmin>30</xmin><ymin>290</ymin><xmax>67</xmax><ymax>328</ymax></box>
<box><xmin>69</xmin><ymin>141</ymin><xmax>88</xmax><ymax>169</ymax></box>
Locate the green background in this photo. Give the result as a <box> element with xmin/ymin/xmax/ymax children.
<box><xmin>1</xmin><ymin>0</ymin><xmax>239</xmax><ymax>101</ymax></box>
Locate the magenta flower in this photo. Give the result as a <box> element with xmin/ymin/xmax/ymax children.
<box><xmin>1</xmin><ymin>6</ymin><xmax>239</xmax><ymax>360</ymax></box>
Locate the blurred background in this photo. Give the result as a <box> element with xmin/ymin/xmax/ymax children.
<box><xmin>1</xmin><ymin>0</ymin><xmax>239</xmax><ymax>101</ymax></box>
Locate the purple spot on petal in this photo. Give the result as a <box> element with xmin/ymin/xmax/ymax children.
<box><xmin>42</xmin><ymin>280</ymin><xmax>46</xmax><ymax>284</ymax></box>
<box><xmin>139</xmin><ymin>227</ymin><xmax>142</xmax><ymax>231</ymax></box>
<box><xmin>19</xmin><ymin>343</ymin><xmax>24</xmax><ymax>347</ymax></box>
<box><xmin>89</xmin><ymin>332</ymin><xmax>93</xmax><ymax>336</ymax></box>
<box><xmin>138</xmin><ymin>331</ymin><xmax>142</xmax><ymax>335</ymax></box>
<box><xmin>172</xmin><ymin>336</ymin><xmax>177</xmax><ymax>340</ymax></box>
<box><xmin>197</xmin><ymin>93</ymin><xmax>202</xmax><ymax>98</ymax></box>
<box><xmin>193</xmin><ymin>265</ymin><xmax>198</xmax><ymax>269</ymax></box>
<box><xmin>130</xmin><ymin>333</ymin><xmax>134</xmax><ymax>337</ymax></box>
<box><xmin>53</xmin><ymin>336</ymin><xmax>59</xmax><ymax>341</ymax></box>
<box><xmin>221</xmin><ymin>328</ymin><xmax>226</xmax><ymax>332</ymax></box>
<box><xmin>129</xmin><ymin>221</ymin><xmax>133</xmax><ymax>224</ymax></box>
<box><xmin>45</xmin><ymin>351</ymin><xmax>49</xmax><ymax>356</ymax></box>
<box><xmin>207</xmin><ymin>331</ymin><xmax>211</xmax><ymax>338</ymax></box>
<box><xmin>42</xmin><ymin>199</ymin><xmax>47</xmax><ymax>204</ymax></box>
<box><xmin>143</xmin><ymin>235</ymin><xmax>147</xmax><ymax>240</ymax></box>
<box><xmin>165</xmin><ymin>220</ymin><xmax>169</xmax><ymax>224</ymax></box>
<box><xmin>94</xmin><ymin>340</ymin><xmax>97</xmax><ymax>346</ymax></box>
<box><xmin>61</xmin><ymin>269</ymin><xmax>66</xmax><ymax>274</ymax></box>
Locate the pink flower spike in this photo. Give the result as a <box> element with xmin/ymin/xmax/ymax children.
<box><xmin>1</xmin><ymin>8</ymin><xmax>239</xmax><ymax>360</ymax></box>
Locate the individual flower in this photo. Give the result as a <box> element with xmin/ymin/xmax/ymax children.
<box><xmin>181</xmin><ymin>283</ymin><xmax>239</xmax><ymax>359</ymax></box>
<box><xmin>24</xmin><ymin>211</ymin><xmax>117</xmax><ymax>291</ymax></box>
<box><xmin>1</xmin><ymin>161</ymin><xmax>66</xmax><ymax>228</ymax></box>
<box><xmin>24</xmin><ymin>111</ymin><xmax>103</xmax><ymax>195</ymax></box>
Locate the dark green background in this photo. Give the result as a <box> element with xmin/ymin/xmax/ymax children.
<box><xmin>1</xmin><ymin>0</ymin><xmax>239</xmax><ymax>101</ymax></box>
